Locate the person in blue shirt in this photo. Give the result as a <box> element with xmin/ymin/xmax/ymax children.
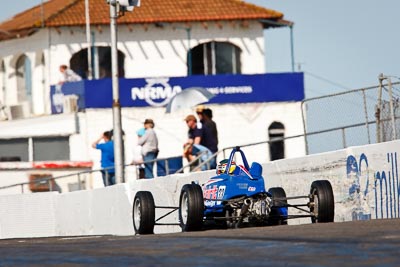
<box><xmin>92</xmin><ymin>131</ymin><xmax>115</xmax><ymax>186</ymax></box>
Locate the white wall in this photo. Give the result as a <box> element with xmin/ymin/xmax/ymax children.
<box><xmin>0</xmin><ymin>21</ymin><xmax>265</xmax><ymax>116</ymax></box>
<box><xmin>0</xmin><ymin>113</ymin><xmax>78</xmax><ymax>138</ymax></box>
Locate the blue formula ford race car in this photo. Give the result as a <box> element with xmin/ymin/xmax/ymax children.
<box><xmin>132</xmin><ymin>147</ymin><xmax>335</xmax><ymax>235</ymax></box>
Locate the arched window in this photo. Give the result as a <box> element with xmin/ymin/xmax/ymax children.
<box><xmin>15</xmin><ymin>55</ymin><xmax>32</xmax><ymax>103</ymax></box>
<box><xmin>70</xmin><ymin>46</ymin><xmax>125</xmax><ymax>79</ymax></box>
<box><xmin>190</xmin><ymin>41</ymin><xmax>241</xmax><ymax>75</ymax></box>
<box><xmin>268</xmin><ymin>122</ymin><xmax>285</xmax><ymax>161</ymax></box>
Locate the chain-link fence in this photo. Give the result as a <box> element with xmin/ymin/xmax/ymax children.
<box><xmin>302</xmin><ymin>76</ymin><xmax>400</xmax><ymax>154</ymax></box>
<box><xmin>378</xmin><ymin>76</ymin><xmax>400</xmax><ymax>142</ymax></box>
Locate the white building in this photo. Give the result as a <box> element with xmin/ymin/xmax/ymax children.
<box><xmin>0</xmin><ymin>0</ymin><xmax>305</xmax><ymax>191</ymax></box>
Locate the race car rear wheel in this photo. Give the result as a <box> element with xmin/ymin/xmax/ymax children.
<box><xmin>179</xmin><ymin>183</ymin><xmax>204</xmax><ymax>232</ymax></box>
<box><xmin>310</xmin><ymin>180</ymin><xmax>335</xmax><ymax>223</ymax></box>
<box><xmin>133</xmin><ymin>191</ymin><xmax>155</xmax><ymax>235</ymax></box>
<box><xmin>269</xmin><ymin>187</ymin><xmax>288</xmax><ymax>225</ymax></box>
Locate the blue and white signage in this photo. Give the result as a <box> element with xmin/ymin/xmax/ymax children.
<box><xmin>50</xmin><ymin>73</ymin><xmax>304</xmax><ymax>113</ymax></box>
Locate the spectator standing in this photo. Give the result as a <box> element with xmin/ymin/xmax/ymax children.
<box><xmin>92</xmin><ymin>131</ymin><xmax>115</xmax><ymax>186</ymax></box>
<box><xmin>196</xmin><ymin>107</ymin><xmax>218</xmax><ymax>169</ymax></box>
<box><xmin>138</xmin><ymin>119</ymin><xmax>159</xmax><ymax>178</ymax></box>
<box><xmin>184</xmin><ymin>114</ymin><xmax>203</xmax><ymax>145</ymax></box>
<box><xmin>58</xmin><ymin>64</ymin><xmax>82</xmax><ymax>84</ymax></box>
<box><xmin>131</xmin><ymin>128</ymin><xmax>146</xmax><ymax>179</ymax></box>
<box><xmin>195</xmin><ymin>105</ymin><xmax>206</xmax><ymax>128</ymax></box>
<box><xmin>184</xmin><ymin>114</ymin><xmax>203</xmax><ymax>170</ymax></box>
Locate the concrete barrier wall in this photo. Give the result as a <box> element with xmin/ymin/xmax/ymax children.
<box><xmin>264</xmin><ymin>140</ymin><xmax>400</xmax><ymax>223</ymax></box>
<box><xmin>0</xmin><ymin>140</ymin><xmax>399</xmax><ymax>239</ymax></box>
<box><xmin>0</xmin><ymin>192</ymin><xmax>58</xmax><ymax>239</ymax></box>
<box><xmin>55</xmin><ymin>184</ymin><xmax>133</xmax><ymax>236</ymax></box>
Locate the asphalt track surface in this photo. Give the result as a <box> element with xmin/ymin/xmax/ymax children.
<box><xmin>0</xmin><ymin>219</ymin><xmax>399</xmax><ymax>266</ymax></box>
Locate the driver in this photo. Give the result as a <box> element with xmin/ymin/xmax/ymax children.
<box><xmin>216</xmin><ymin>159</ymin><xmax>236</xmax><ymax>174</ymax></box>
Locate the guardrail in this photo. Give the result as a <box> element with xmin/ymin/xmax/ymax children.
<box><xmin>221</xmin><ymin>117</ymin><xmax>400</xmax><ymax>161</ymax></box>
<box><xmin>0</xmin><ymin>152</ymin><xmax>217</xmax><ymax>194</ymax></box>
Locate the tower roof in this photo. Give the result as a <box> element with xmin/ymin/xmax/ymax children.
<box><xmin>0</xmin><ymin>0</ymin><xmax>291</xmax><ymax>41</ymax></box>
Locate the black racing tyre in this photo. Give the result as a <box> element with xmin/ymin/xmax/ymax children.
<box><xmin>310</xmin><ymin>180</ymin><xmax>335</xmax><ymax>223</ymax></box>
<box><xmin>132</xmin><ymin>191</ymin><xmax>155</xmax><ymax>235</ymax></box>
<box><xmin>179</xmin><ymin>183</ymin><xmax>204</xmax><ymax>232</ymax></box>
<box><xmin>268</xmin><ymin>187</ymin><xmax>288</xmax><ymax>225</ymax></box>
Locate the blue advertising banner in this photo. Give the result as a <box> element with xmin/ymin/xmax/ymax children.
<box><xmin>50</xmin><ymin>73</ymin><xmax>304</xmax><ymax>113</ymax></box>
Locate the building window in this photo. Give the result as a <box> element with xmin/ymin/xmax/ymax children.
<box><xmin>15</xmin><ymin>54</ymin><xmax>32</xmax><ymax>103</ymax></box>
<box><xmin>268</xmin><ymin>122</ymin><xmax>285</xmax><ymax>161</ymax></box>
<box><xmin>70</xmin><ymin>46</ymin><xmax>125</xmax><ymax>79</ymax></box>
<box><xmin>33</xmin><ymin>137</ymin><xmax>70</xmax><ymax>161</ymax></box>
<box><xmin>0</xmin><ymin>137</ymin><xmax>70</xmax><ymax>162</ymax></box>
<box><xmin>0</xmin><ymin>138</ymin><xmax>28</xmax><ymax>162</ymax></box>
<box><xmin>191</xmin><ymin>41</ymin><xmax>241</xmax><ymax>75</ymax></box>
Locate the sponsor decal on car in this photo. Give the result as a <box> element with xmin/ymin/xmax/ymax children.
<box><xmin>204</xmin><ymin>185</ymin><xmax>226</xmax><ymax>206</ymax></box>
<box><xmin>237</xmin><ymin>183</ymin><xmax>248</xmax><ymax>189</ymax></box>
<box><xmin>204</xmin><ymin>185</ymin><xmax>218</xmax><ymax>200</ymax></box>
<box><xmin>248</xmin><ymin>186</ymin><xmax>256</xmax><ymax>192</ymax></box>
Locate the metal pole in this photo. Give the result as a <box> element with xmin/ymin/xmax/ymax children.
<box><xmin>85</xmin><ymin>0</ymin><xmax>93</xmax><ymax>79</ymax></box>
<box><xmin>289</xmin><ymin>25</ymin><xmax>295</xmax><ymax>72</ymax></box>
<box><xmin>362</xmin><ymin>89</ymin><xmax>371</xmax><ymax>144</ymax></box>
<box><xmin>40</xmin><ymin>0</ymin><xmax>45</xmax><ymax>28</ymax></box>
<box><xmin>376</xmin><ymin>74</ymin><xmax>384</xmax><ymax>143</ymax></box>
<box><xmin>187</xmin><ymin>28</ymin><xmax>192</xmax><ymax>75</ymax></box>
<box><xmin>301</xmin><ymin>101</ymin><xmax>309</xmax><ymax>155</ymax></box>
<box><xmin>92</xmin><ymin>31</ymin><xmax>99</xmax><ymax>79</ymax></box>
<box><xmin>388</xmin><ymin>77</ymin><xmax>397</xmax><ymax>140</ymax></box>
<box><xmin>341</xmin><ymin>128</ymin><xmax>346</xmax><ymax>148</ymax></box>
<box><xmin>109</xmin><ymin>2</ymin><xmax>125</xmax><ymax>183</ymax></box>
<box><xmin>163</xmin><ymin>159</ymin><xmax>170</xmax><ymax>175</ymax></box>
<box><xmin>78</xmin><ymin>173</ymin><xmax>82</xmax><ymax>190</ymax></box>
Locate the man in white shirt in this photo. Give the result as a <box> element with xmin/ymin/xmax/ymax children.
<box><xmin>138</xmin><ymin>119</ymin><xmax>159</xmax><ymax>178</ymax></box>
<box><xmin>58</xmin><ymin>65</ymin><xmax>82</xmax><ymax>84</ymax></box>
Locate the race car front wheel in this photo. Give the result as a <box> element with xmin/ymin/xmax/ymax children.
<box><xmin>310</xmin><ymin>180</ymin><xmax>335</xmax><ymax>223</ymax></box>
<box><xmin>179</xmin><ymin>183</ymin><xmax>204</xmax><ymax>232</ymax></box>
<box><xmin>133</xmin><ymin>191</ymin><xmax>155</xmax><ymax>235</ymax></box>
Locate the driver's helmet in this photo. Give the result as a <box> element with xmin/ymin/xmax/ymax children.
<box><xmin>217</xmin><ymin>159</ymin><xmax>236</xmax><ymax>174</ymax></box>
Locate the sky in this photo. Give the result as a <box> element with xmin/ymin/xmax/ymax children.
<box><xmin>250</xmin><ymin>0</ymin><xmax>400</xmax><ymax>98</ymax></box>
<box><xmin>0</xmin><ymin>0</ymin><xmax>399</xmax><ymax>98</ymax></box>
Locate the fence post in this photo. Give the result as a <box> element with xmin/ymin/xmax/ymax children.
<box><xmin>165</xmin><ymin>159</ymin><xmax>170</xmax><ymax>175</ymax></box>
<box><xmin>49</xmin><ymin>177</ymin><xmax>53</xmax><ymax>191</ymax></box>
<box><xmin>341</xmin><ymin>128</ymin><xmax>347</xmax><ymax>148</ymax></box>
<box><xmin>301</xmin><ymin>100</ymin><xmax>309</xmax><ymax>155</ymax></box>
<box><xmin>376</xmin><ymin>74</ymin><xmax>384</xmax><ymax>143</ymax></box>
<box><xmin>78</xmin><ymin>173</ymin><xmax>82</xmax><ymax>190</ymax></box>
<box><xmin>387</xmin><ymin>77</ymin><xmax>397</xmax><ymax>140</ymax></box>
<box><xmin>362</xmin><ymin>89</ymin><xmax>371</xmax><ymax>144</ymax></box>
